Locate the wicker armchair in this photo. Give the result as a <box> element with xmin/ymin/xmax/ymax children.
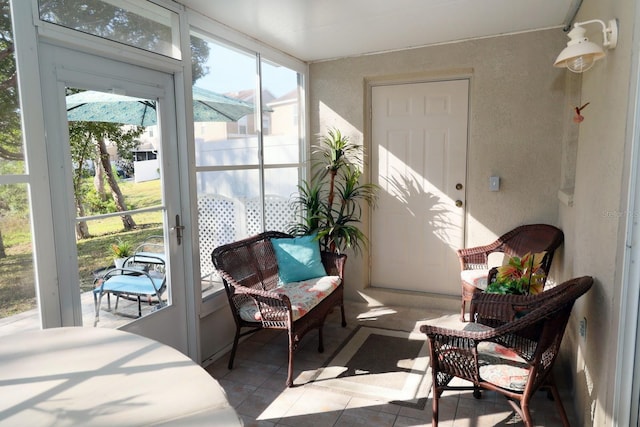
<box><xmin>420</xmin><ymin>276</ymin><xmax>593</xmax><ymax>427</ymax></box>
<box><xmin>211</xmin><ymin>231</ymin><xmax>347</xmax><ymax>387</ymax></box>
<box><xmin>457</xmin><ymin>224</ymin><xmax>564</xmax><ymax>321</ymax></box>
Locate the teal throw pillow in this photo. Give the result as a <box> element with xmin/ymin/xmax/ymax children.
<box><xmin>271</xmin><ymin>234</ymin><xmax>327</xmax><ymax>283</ymax></box>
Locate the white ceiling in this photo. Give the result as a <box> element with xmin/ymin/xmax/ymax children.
<box><xmin>179</xmin><ymin>0</ymin><xmax>579</xmax><ymax>62</ymax></box>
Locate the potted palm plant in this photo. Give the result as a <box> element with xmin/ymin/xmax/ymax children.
<box><xmin>288</xmin><ymin>128</ymin><xmax>379</xmax><ymax>254</ymax></box>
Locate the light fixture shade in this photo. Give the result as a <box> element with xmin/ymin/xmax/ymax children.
<box><xmin>554</xmin><ymin>40</ymin><xmax>605</xmax><ymax>73</ymax></box>
<box><xmin>553</xmin><ymin>18</ymin><xmax>618</xmax><ymax>73</ymax></box>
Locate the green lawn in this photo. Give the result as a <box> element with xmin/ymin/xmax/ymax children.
<box><xmin>0</xmin><ymin>178</ymin><xmax>163</xmax><ymax>318</ymax></box>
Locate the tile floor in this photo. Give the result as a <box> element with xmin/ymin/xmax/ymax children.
<box><xmin>205</xmin><ymin>300</ymin><xmax>577</xmax><ymax>427</ymax></box>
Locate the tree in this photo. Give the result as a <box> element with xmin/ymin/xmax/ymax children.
<box><xmin>68</xmin><ymin>121</ymin><xmax>143</xmax><ymax>238</ymax></box>
<box><xmin>0</xmin><ymin>1</ymin><xmax>21</xmax><ymax>258</ymax></box>
<box><xmin>37</xmin><ymin>0</ymin><xmax>210</xmax><ymax>83</ymax></box>
<box><xmin>0</xmin><ymin>1</ymin><xmax>21</xmax><ymax>162</ymax></box>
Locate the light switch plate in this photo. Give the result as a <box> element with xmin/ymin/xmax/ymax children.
<box><xmin>489</xmin><ymin>176</ymin><xmax>500</xmax><ymax>191</ymax></box>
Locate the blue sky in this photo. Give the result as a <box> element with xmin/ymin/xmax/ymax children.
<box><xmin>195</xmin><ymin>42</ymin><xmax>297</xmax><ymax>99</ymax></box>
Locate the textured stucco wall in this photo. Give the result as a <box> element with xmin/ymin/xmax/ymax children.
<box><xmin>310</xmin><ymin>15</ymin><xmax>640</xmax><ymax>423</ymax></box>
<box><xmin>558</xmin><ymin>0</ymin><xmax>637</xmax><ymax>426</ymax></box>
<box><xmin>309</xmin><ymin>29</ymin><xmax>568</xmax><ymax>300</ymax></box>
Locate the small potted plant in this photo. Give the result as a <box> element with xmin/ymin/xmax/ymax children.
<box><xmin>486</xmin><ymin>251</ymin><xmax>547</xmax><ymax>295</ymax></box>
<box><xmin>110</xmin><ymin>238</ymin><xmax>133</xmax><ymax>268</ymax></box>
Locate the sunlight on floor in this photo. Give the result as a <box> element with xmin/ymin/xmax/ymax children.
<box><xmin>206</xmin><ymin>299</ymin><xmax>577</xmax><ymax>426</ymax></box>
<box><xmin>356</xmin><ymin>306</ymin><xmax>398</xmax><ymax>320</ymax></box>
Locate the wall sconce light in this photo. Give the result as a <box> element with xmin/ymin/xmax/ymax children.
<box><xmin>553</xmin><ymin>19</ymin><xmax>618</xmax><ymax>73</ymax></box>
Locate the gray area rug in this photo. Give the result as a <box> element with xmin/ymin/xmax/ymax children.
<box><xmin>308</xmin><ymin>326</ymin><xmax>431</xmax><ymax>409</ymax></box>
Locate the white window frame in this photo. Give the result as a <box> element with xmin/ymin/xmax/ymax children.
<box><xmin>187</xmin><ymin>12</ymin><xmax>309</xmax><ymax>316</ymax></box>
<box><xmin>36</xmin><ymin>0</ymin><xmax>182</xmax><ymax>59</ymax></box>
<box><xmin>9</xmin><ymin>1</ymin><xmax>310</xmax><ymax>356</ymax></box>
<box><xmin>614</xmin><ymin>1</ymin><xmax>640</xmax><ymax>425</ymax></box>
<box><xmin>11</xmin><ymin>1</ymin><xmax>199</xmax><ymax>357</ymax></box>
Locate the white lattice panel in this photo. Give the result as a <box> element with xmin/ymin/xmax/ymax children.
<box><xmin>198</xmin><ymin>195</ymin><xmax>239</xmax><ymax>280</ymax></box>
<box><xmin>245</xmin><ymin>195</ymin><xmax>296</xmax><ymax>236</ymax></box>
<box><xmin>198</xmin><ymin>194</ymin><xmax>297</xmax><ymax>282</ymax></box>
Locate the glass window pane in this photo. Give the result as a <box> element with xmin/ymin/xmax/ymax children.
<box><xmin>195</xmin><ymin>168</ymin><xmax>297</xmax><ymax>294</ymax></box>
<box><xmin>262</xmin><ymin>60</ymin><xmax>301</xmax><ymax>165</ymax></box>
<box><xmin>38</xmin><ymin>0</ymin><xmax>181</xmax><ymax>59</ymax></box>
<box><xmin>191</xmin><ymin>36</ymin><xmax>259</xmax><ymax>167</ymax></box>
<box><xmin>66</xmin><ymin>88</ymin><xmax>163</xmax><ymax>228</ymax></box>
<box><xmin>0</xmin><ymin>4</ymin><xmax>24</xmax><ymax>174</ymax></box>
<box><xmin>196</xmin><ymin>169</ymin><xmax>259</xmax><ymax>295</ymax></box>
<box><xmin>263</xmin><ymin>167</ymin><xmax>298</xmax><ymax>233</ymax></box>
<box><xmin>0</xmin><ymin>4</ymin><xmax>35</xmax><ymax>335</ymax></box>
<box><xmin>196</xmin><ymin>169</ymin><xmax>260</xmax><ymax>205</ymax></box>
<box><xmin>191</xmin><ymin>32</ymin><xmax>307</xmax><ymax>300</ymax></box>
<box><xmin>66</xmin><ymin>87</ymin><xmax>169</xmax><ymax>328</ymax></box>
<box><xmin>0</xmin><ymin>184</ymin><xmax>36</xmax><ymax>326</ymax></box>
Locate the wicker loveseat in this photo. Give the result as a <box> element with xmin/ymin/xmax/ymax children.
<box><xmin>211</xmin><ymin>231</ymin><xmax>347</xmax><ymax>387</ymax></box>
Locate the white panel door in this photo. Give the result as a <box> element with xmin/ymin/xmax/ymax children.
<box><xmin>371</xmin><ymin>80</ymin><xmax>468</xmax><ymax>294</ymax></box>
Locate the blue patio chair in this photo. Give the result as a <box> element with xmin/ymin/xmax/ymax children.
<box><xmin>129</xmin><ymin>235</ymin><xmax>166</xmax><ymax>266</ymax></box>
<box><xmin>93</xmin><ymin>253</ymin><xmax>166</xmax><ymax>326</ymax></box>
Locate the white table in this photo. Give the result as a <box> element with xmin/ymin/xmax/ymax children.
<box><xmin>0</xmin><ymin>327</ymin><xmax>241</xmax><ymax>426</ymax></box>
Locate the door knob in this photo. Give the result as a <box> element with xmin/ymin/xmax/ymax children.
<box><xmin>455</xmin><ymin>200</ymin><xmax>463</xmax><ymax>208</ymax></box>
<box><xmin>456</xmin><ymin>183</ymin><xmax>463</xmax><ymax>190</ymax></box>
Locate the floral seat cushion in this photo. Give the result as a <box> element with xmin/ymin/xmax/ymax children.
<box><xmin>238</xmin><ymin>275</ymin><xmax>341</xmax><ymax>322</ymax></box>
<box><xmin>478</xmin><ymin>341</ymin><xmax>530</xmax><ymax>391</ymax></box>
<box><xmin>460</xmin><ymin>269</ymin><xmax>490</xmax><ymax>290</ymax></box>
<box><xmin>461</xmin><ymin>253</ymin><xmax>510</xmax><ymax>291</ymax></box>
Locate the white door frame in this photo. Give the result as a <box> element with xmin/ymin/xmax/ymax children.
<box><xmin>368</xmin><ymin>76</ymin><xmax>470</xmax><ymax>294</ymax></box>
<box><xmin>38</xmin><ymin>43</ymin><xmax>190</xmax><ymax>353</ymax></box>
<box><xmin>614</xmin><ymin>13</ymin><xmax>640</xmax><ymax>425</ymax></box>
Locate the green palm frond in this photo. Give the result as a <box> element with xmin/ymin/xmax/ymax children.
<box><xmin>288</xmin><ymin>127</ymin><xmax>380</xmax><ymax>254</ymax></box>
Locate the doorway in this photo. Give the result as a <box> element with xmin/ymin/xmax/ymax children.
<box><xmin>38</xmin><ymin>44</ymin><xmax>190</xmax><ymax>353</ymax></box>
<box><xmin>370</xmin><ymin>79</ymin><xmax>469</xmax><ymax>294</ymax></box>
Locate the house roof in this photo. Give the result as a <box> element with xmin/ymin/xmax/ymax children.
<box><xmin>268</xmin><ymin>89</ymin><xmax>298</xmax><ymax>107</ymax></box>
<box><xmin>225</xmin><ymin>89</ymin><xmax>276</xmax><ymax>104</ymax></box>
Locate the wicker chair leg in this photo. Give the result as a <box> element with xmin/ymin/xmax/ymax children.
<box><xmin>286</xmin><ymin>333</ymin><xmax>295</xmax><ymax>387</ymax></box>
<box><xmin>473</xmin><ymin>387</ymin><xmax>481</xmax><ymax>399</ymax></box>
<box><xmin>460</xmin><ymin>298</ymin><xmax>467</xmax><ymax>322</ymax></box>
<box><xmin>340</xmin><ymin>304</ymin><xmax>347</xmax><ymax>327</ymax></box>
<box><xmin>520</xmin><ymin>400</ymin><xmax>533</xmax><ymax>427</ymax></box>
<box><xmin>548</xmin><ymin>380</ymin><xmax>571</xmax><ymax>427</ymax></box>
<box><xmin>228</xmin><ymin>329</ymin><xmax>240</xmax><ymax>370</ymax></box>
<box><xmin>432</xmin><ymin>389</ymin><xmax>440</xmax><ymax>426</ymax></box>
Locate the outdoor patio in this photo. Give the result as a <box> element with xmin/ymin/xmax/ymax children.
<box><xmin>0</xmin><ymin>288</ymin><xmax>148</xmax><ymax>337</ymax></box>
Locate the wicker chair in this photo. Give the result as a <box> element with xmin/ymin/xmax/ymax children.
<box><xmin>211</xmin><ymin>231</ymin><xmax>347</xmax><ymax>387</ymax></box>
<box><xmin>457</xmin><ymin>224</ymin><xmax>564</xmax><ymax>321</ymax></box>
<box><xmin>420</xmin><ymin>276</ymin><xmax>593</xmax><ymax>427</ymax></box>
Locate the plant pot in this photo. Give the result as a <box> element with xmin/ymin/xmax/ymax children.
<box><xmin>114</xmin><ymin>258</ymin><xmax>126</xmax><ymax>269</ymax></box>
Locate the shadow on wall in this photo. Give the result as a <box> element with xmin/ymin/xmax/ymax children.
<box><xmin>317</xmin><ymin>102</ymin><xmax>362</xmax><ymax>144</ymax></box>
<box><xmin>382</xmin><ymin>173</ymin><xmax>455</xmax><ymax>247</ymax></box>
